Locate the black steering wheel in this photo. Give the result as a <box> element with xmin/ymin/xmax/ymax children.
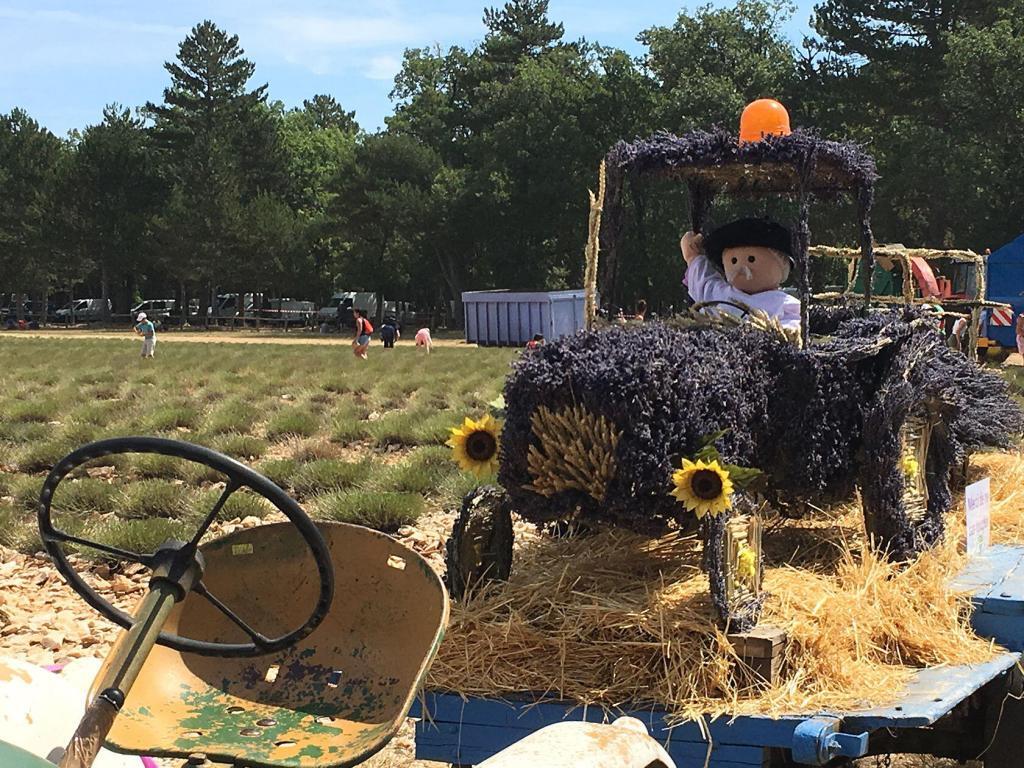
<box><xmin>38</xmin><ymin>437</ymin><xmax>335</xmax><ymax>658</ymax></box>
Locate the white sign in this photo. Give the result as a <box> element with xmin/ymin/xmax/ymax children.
<box><xmin>965</xmin><ymin>477</ymin><xmax>991</xmax><ymax>556</ymax></box>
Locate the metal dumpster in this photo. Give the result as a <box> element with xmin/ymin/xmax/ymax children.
<box><xmin>462</xmin><ymin>289</ymin><xmax>589</xmax><ymax>346</ymax></box>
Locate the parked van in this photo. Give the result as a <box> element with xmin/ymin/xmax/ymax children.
<box><xmin>317</xmin><ymin>292</ymin><xmax>378</xmax><ymax>325</ymax></box>
<box><xmin>55</xmin><ymin>299</ymin><xmax>111</xmax><ymax>323</ymax></box>
<box><xmin>131</xmin><ymin>299</ymin><xmax>177</xmax><ymax>321</ymax></box>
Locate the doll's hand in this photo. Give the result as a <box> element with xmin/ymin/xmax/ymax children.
<box><xmin>680</xmin><ymin>231</ymin><xmax>703</xmax><ymax>264</ymax></box>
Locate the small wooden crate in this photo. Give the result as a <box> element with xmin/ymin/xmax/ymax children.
<box><xmin>728</xmin><ymin>625</ymin><xmax>787</xmax><ymax>686</ymax></box>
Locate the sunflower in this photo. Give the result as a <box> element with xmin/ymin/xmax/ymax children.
<box><xmin>670</xmin><ymin>458</ymin><xmax>734</xmax><ymax>518</ymax></box>
<box><xmin>447</xmin><ymin>414</ymin><xmax>501</xmax><ymax>478</ymax></box>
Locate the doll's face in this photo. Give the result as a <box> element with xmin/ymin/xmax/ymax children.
<box><xmin>722</xmin><ymin>245</ymin><xmax>789</xmax><ymax>294</ymax></box>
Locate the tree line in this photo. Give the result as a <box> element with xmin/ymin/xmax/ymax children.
<box><xmin>2</xmin><ymin>0</ymin><xmax>1023</xmax><ymax>322</ymax></box>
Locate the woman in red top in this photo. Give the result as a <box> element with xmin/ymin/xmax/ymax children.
<box><xmin>352</xmin><ymin>308</ymin><xmax>372</xmax><ymax>360</ymax></box>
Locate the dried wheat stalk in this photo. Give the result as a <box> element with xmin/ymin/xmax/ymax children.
<box><xmin>583</xmin><ymin>161</ymin><xmax>606</xmax><ymax>332</ymax></box>
<box><xmin>525</xmin><ymin>404</ymin><xmax>621</xmax><ymax>501</ymax></box>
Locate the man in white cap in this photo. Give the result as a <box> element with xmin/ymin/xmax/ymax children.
<box><xmin>134</xmin><ymin>312</ymin><xmax>156</xmax><ymax>358</ymax></box>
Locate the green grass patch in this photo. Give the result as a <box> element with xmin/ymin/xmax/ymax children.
<box><xmin>69</xmin><ymin>400</ymin><xmax>128</xmax><ymax>426</ymax></box>
<box><xmin>84</xmin><ymin>517</ymin><xmax>193</xmax><ymax>560</ymax></box>
<box><xmin>115</xmin><ymin>479</ymin><xmax>195</xmax><ymax>519</ymax></box>
<box><xmin>213</xmin><ymin>433</ymin><xmax>268</xmax><ymax>461</ymax></box>
<box><xmin>15</xmin><ymin>437</ymin><xmax>77</xmax><ymax>473</ymax></box>
<box><xmin>6</xmin><ymin>399</ymin><xmax>58</xmax><ymax>423</ymax></box>
<box><xmin>0</xmin><ymin>506</ymin><xmax>39</xmax><ymax>552</ymax></box>
<box><xmin>51</xmin><ymin>478</ymin><xmax>117</xmax><ymax>515</ymax></box>
<box><xmin>196</xmin><ymin>486</ymin><xmax>272</xmax><ymax>520</ymax></box>
<box><xmin>0</xmin><ymin>421</ymin><xmax>52</xmax><ymax>444</ymax></box>
<box><xmin>8</xmin><ymin>473</ymin><xmax>42</xmax><ymax>512</ymax></box>
<box><xmin>143</xmin><ymin>402</ymin><xmax>202</xmax><ymax>432</ymax></box>
<box><xmin>364</xmin><ymin>411</ymin><xmax>421</xmax><ymax>447</ymax></box>
<box><xmin>265</xmin><ymin>408</ymin><xmax>320</xmax><ymax>440</ymax></box>
<box><xmin>205</xmin><ymin>399</ymin><xmax>259</xmax><ymax>435</ymax></box>
<box><xmin>310</xmin><ymin>490</ymin><xmax>424</xmax><ymax>532</ymax></box>
<box><xmin>257</xmin><ymin>458</ymin><xmax>299</xmax><ymax>490</ymax></box>
<box><xmin>292</xmin><ymin>459</ymin><xmax>368</xmax><ymax>497</ymax></box>
<box><xmin>131</xmin><ymin>453</ymin><xmax>191</xmax><ymax>481</ymax></box>
<box><xmin>372</xmin><ymin>446</ymin><xmax>456</xmax><ymax>494</ymax></box>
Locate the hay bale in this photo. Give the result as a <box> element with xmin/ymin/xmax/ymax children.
<box><xmin>428</xmin><ymin>496</ymin><xmax>999</xmax><ymax>721</ymax></box>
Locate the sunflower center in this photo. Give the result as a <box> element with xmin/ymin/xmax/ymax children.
<box><xmin>465</xmin><ymin>430</ymin><xmax>498</xmax><ymax>462</ymax></box>
<box><xmin>691</xmin><ymin>469</ymin><xmax>724</xmax><ymax>500</ymax></box>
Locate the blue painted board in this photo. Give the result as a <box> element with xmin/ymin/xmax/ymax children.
<box><xmin>973</xmin><ymin>613</ymin><xmax>1024</xmax><ymax>652</ymax></box>
<box><xmin>416</xmin><ymin>721</ymin><xmax>767</xmax><ymax>763</ymax></box>
<box><xmin>412</xmin><ymin>694</ymin><xmax>800</xmax><ymax>747</ymax></box>
<box><xmin>982</xmin><ymin>564</ymin><xmax>1024</xmax><ymax>616</ymax></box>
<box><xmin>948</xmin><ymin>545</ymin><xmax>1024</xmax><ymax>647</ymax></box>
<box><xmin>841</xmin><ymin>653</ymin><xmax>1019</xmax><ymax>729</ymax></box>
<box><xmin>948</xmin><ymin>545</ymin><xmax>1024</xmax><ymax>597</ymax></box>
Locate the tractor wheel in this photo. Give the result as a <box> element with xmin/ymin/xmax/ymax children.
<box><xmin>703</xmin><ymin>493</ymin><xmax>765</xmax><ymax>632</ymax></box>
<box><xmin>445</xmin><ymin>485</ymin><xmax>514</xmax><ymax>600</ymax></box>
<box><xmin>860</xmin><ymin>396</ymin><xmax>954</xmax><ymax>562</ymax></box>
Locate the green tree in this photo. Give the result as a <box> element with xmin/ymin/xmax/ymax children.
<box><xmin>941</xmin><ymin>2</ymin><xmax>1024</xmax><ymax>250</ymax></box>
<box><xmin>301</xmin><ymin>94</ymin><xmax>359</xmax><ymax>133</ymax></box>
<box><xmin>64</xmin><ymin>105</ymin><xmax>165</xmax><ymax>315</ymax></box>
<box><xmin>330</xmin><ymin>133</ymin><xmax>441</xmax><ymax>322</ymax></box>
<box><xmin>147</xmin><ymin>21</ymin><xmax>284</xmax><ymax>317</ymax></box>
<box><xmin>807</xmin><ymin>0</ymin><xmax>1009</xmax><ymax>247</ymax></box>
<box><xmin>0</xmin><ymin>109</ymin><xmax>67</xmax><ymax>317</ymax></box>
<box><xmin>641</xmin><ymin>0</ymin><xmax>797</xmax><ymax>131</ymax></box>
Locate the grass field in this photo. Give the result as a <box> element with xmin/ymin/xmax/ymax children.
<box><xmin>0</xmin><ymin>336</ymin><xmax>516</xmax><ymax>557</ymax></box>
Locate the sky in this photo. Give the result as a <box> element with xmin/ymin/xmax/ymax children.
<box><xmin>0</xmin><ymin>0</ymin><xmax>818</xmax><ymax>137</ymax></box>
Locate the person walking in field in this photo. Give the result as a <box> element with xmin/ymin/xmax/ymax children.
<box><xmin>415</xmin><ymin>327</ymin><xmax>433</xmax><ymax>354</ymax></box>
<box><xmin>380</xmin><ymin>317</ymin><xmax>399</xmax><ymax>348</ymax></box>
<box><xmin>134</xmin><ymin>312</ymin><xmax>156</xmax><ymax>358</ymax></box>
<box><xmin>1015</xmin><ymin>313</ymin><xmax>1024</xmax><ymax>358</ymax></box>
<box><xmin>352</xmin><ymin>308</ymin><xmax>372</xmax><ymax>360</ymax></box>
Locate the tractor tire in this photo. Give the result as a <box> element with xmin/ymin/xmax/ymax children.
<box><xmin>860</xmin><ymin>393</ymin><xmax>954</xmax><ymax>563</ymax></box>
<box><xmin>445</xmin><ymin>485</ymin><xmax>514</xmax><ymax>600</ymax></box>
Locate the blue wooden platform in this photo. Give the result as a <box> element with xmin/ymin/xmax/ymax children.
<box><xmin>950</xmin><ymin>544</ymin><xmax>1024</xmax><ymax>651</ymax></box>
<box><xmin>413</xmin><ymin>546</ymin><xmax>1024</xmax><ymax>766</ymax></box>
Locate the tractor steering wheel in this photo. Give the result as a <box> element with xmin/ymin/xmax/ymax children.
<box><xmin>37</xmin><ymin>437</ymin><xmax>334</xmax><ymax>658</ymax></box>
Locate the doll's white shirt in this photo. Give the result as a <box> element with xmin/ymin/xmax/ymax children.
<box><xmin>685</xmin><ymin>254</ymin><xmax>802</xmax><ymax>330</ymax></box>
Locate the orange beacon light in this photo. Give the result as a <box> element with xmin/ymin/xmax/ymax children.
<box><xmin>739</xmin><ymin>99</ymin><xmax>791</xmax><ymax>144</ymax></box>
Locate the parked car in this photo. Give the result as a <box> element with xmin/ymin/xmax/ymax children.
<box><xmin>55</xmin><ymin>299</ymin><xmax>111</xmax><ymax>323</ymax></box>
<box><xmin>209</xmin><ymin>293</ymin><xmax>254</xmax><ymax>322</ymax></box>
<box><xmin>131</xmin><ymin>299</ymin><xmax>177</xmax><ymax>322</ymax></box>
<box><xmin>258</xmin><ymin>298</ymin><xmax>316</xmax><ymax>327</ymax></box>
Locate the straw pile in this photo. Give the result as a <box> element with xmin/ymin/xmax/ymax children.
<box><xmin>426</xmin><ymin>456</ymin><xmax>1024</xmax><ymax>720</ymax></box>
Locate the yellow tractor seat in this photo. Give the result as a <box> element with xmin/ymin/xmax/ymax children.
<box><xmin>94</xmin><ymin>522</ymin><xmax>448</xmax><ymax>768</ymax></box>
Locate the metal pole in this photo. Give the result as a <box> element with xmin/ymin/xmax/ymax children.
<box><xmin>59</xmin><ymin>583</ymin><xmax>179</xmax><ymax>768</ymax></box>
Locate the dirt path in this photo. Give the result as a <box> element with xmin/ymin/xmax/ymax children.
<box><xmin>0</xmin><ymin>329</ymin><xmax>477</xmax><ymax>348</ymax></box>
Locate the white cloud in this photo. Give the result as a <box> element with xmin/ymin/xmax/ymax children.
<box><xmin>0</xmin><ymin>5</ymin><xmax>184</xmax><ymax>74</ymax></box>
<box><xmin>363</xmin><ymin>54</ymin><xmax>401</xmax><ymax>80</ymax></box>
<box><xmin>267</xmin><ymin>14</ymin><xmax>420</xmax><ymax>47</ymax></box>
<box><xmin>0</xmin><ymin>6</ymin><xmax>184</xmax><ymax>38</ymax></box>
<box><xmin>247</xmin><ymin>6</ymin><xmax>482</xmax><ymax>75</ymax></box>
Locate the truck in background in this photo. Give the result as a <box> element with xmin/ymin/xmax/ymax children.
<box><xmin>209</xmin><ymin>293</ymin><xmax>316</xmax><ymax>327</ymax></box>
<box><xmin>979</xmin><ymin>234</ymin><xmax>1024</xmax><ymax>353</ymax></box>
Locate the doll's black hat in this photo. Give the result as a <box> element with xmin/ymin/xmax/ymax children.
<box><xmin>704</xmin><ymin>218</ymin><xmax>794</xmax><ymax>270</ymax></box>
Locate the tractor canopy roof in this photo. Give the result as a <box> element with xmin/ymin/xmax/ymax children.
<box><xmin>604</xmin><ymin>128</ymin><xmax>878</xmax><ymax>198</ymax></box>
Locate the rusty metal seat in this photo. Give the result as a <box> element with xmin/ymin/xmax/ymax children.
<box><xmin>94</xmin><ymin>522</ymin><xmax>448</xmax><ymax>768</ymax></box>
